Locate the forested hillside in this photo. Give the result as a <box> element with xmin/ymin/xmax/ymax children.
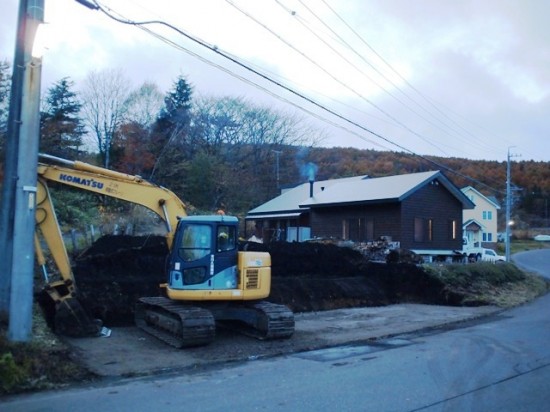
<box><xmin>259</xmin><ymin>145</ymin><xmax>550</xmax><ymax>231</ymax></box>
<box><xmin>1</xmin><ymin>62</ymin><xmax>548</xmax><ymax>233</ymax></box>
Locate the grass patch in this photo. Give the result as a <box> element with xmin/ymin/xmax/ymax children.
<box><xmin>425</xmin><ymin>262</ymin><xmax>549</xmax><ymax>307</ymax></box>
<box><xmin>0</xmin><ymin>305</ymin><xmax>96</xmax><ymax>396</ymax></box>
<box><xmin>495</xmin><ymin>239</ymin><xmax>550</xmax><ymax>255</ymax></box>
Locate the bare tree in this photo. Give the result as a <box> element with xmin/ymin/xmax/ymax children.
<box><xmin>191</xmin><ymin>95</ymin><xmax>325</xmax><ymax>161</ymax></box>
<box><xmin>185</xmin><ymin>95</ymin><xmax>326</xmax><ymax>211</ymax></box>
<box><xmin>125</xmin><ymin>81</ymin><xmax>164</xmax><ymax>128</ymax></box>
<box><xmin>81</xmin><ymin>68</ymin><xmax>130</xmax><ymax>168</ymax></box>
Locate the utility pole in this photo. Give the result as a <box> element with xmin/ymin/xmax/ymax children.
<box><xmin>505</xmin><ymin>147</ymin><xmax>520</xmax><ymax>262</ymax></box>
<box><xmin>273</xmin><ymin>150</ymin><xmax>282</xmax><ymax>190</ymax></box>
<box><xmin>7</xmin><ymin>0</ymin><xmax>45</xmax><ymax>342</ymax></box>
<box><xmin>0</xmin><ymin>0</ymin><xmax>28</xmax><ymax>321</ymax></box>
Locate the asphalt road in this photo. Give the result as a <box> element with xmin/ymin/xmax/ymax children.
<box><xmin>512</xmin><ymin>248</ymin><xmax>550</xmax><ymax>278</ymax></box>
<box><xmin>3</xmin><ymin>251</ymin><xmax>550</xmax><ymax>411</ymax></box>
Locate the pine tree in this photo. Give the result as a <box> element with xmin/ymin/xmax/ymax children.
<box><xmin>149</xmin><ymin>76</ymin><xmax>195</xmax><ymax>196</ymax></box>
<box><xmin>40</xmin><ymin>77</ymin><xmax>85</xmax><ymax>159</ymax></box>
<box><xmin>157</xmin><ymin>75</ymin><xmax>193</xmax><ymax>132</ymax></box>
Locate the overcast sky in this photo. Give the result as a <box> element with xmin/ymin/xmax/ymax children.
<box><xmin>2</xmin><ymin>0</ymin><xmax>549</xmax><ymax>162</ymax></box>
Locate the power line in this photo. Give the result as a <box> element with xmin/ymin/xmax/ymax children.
<box><xmin>88</xmin><ymin>0</ymin><xmax>503</xmax><ymax>194</ymax></box>
<box><xmin>304</xmin><ymin>0</ymin><xmax>500</xmax><ymax>155</ymax></box>
<box><xmin>227</xmin><ymin>0</ymin><xmax>452</xmax><ymax>157</ymax></box>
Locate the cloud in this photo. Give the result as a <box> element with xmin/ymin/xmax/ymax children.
<box><xmin>1</xmin><ymin>0</ymin><xmax>549</xmax><ymax>161</ymax></box>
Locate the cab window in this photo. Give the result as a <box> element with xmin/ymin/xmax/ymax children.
<box><xmin>217</xmin><ymin>225</ymin><xmax>236</xmax><ymax>252</ymax></box>
<box><xmin>179</xmin><ymin>224</ymin><xmax>211</xmax><ymax>262</ymax></box>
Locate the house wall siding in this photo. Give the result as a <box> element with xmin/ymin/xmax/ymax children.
<box><xmin>401</xmin><ymin>183</ymin><xmax>463</xmax><ymax>250</ymax></box>
<box><xmin>310</xmin><ymin>203</ymin><xmax>401</xmax><ymax>241</ymax></box>
<box><xmin>309</xmin><ymin>181</ymin><xmax>463</xmax><ymax>251</ymax></box>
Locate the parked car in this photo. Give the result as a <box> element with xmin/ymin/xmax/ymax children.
<box><xmin>481</xmin><ymin>249</ymin><xmax>506</xmax><ymax>263</ymax></box>
<box><xmin>534</xmin><ymin>234</ymin><xmax>550</xmax><ymax>242</ymax></box>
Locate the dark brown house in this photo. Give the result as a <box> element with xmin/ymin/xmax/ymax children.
<box><xmin>246</xmin><ymin>171</ymin><xmax>474</xmax><ymax>255</ymax></box>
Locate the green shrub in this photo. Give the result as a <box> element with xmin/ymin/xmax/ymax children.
<box><xmin>425</xmin><ymin>262</ymin><xmax>525</xmax><ymax>287</ymax></box>
<box><xmin>0</xmin><ymin>350</ymin><xmax>28</xmax><ymax>394</ymax></box>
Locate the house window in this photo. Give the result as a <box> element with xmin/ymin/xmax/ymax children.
<box><xmin>488</xmin><ymin>233</ymin><xmax>493</xmax><ymax>242</ymax></box>
<box><xmin>342</xmin><ymin>219</ymin><xmax>348</xmax><ymax>240</ymax></box>
<box><xmin>482</xmin><ymin>232</ymin><xmax>487</xmax><ymax>241</ymax></box>
<box><xmin>415</xmin><ymin>217</ymin><xmax>433</xmax><ymax>243</ymax></box>
<box><xmin>482</xmin><ymin>211</ymin><xmax>487</xmax><ymax>220</ymax></box>
<box><xmin>366</xmin><ymin>219</ymin><xmax>374</xmax><ymax>241</ymax></box>
<box><xmin>487</xmin><ymin>211</ymin><xmax>493</xmax><ymax>220</ymax></box>
<box><xmin>449</xmin><ymin>219</ymin><xmax>458</xmax><ymax>240</ymax></box>
<box><xmin>343</xmin><ymin>218</ymin><xmax>369</xmax><ymax>242</ymax></box>
<box><xmin>414</xmin><ymin>218</ymin><xmax>423</xmax><ymax>242</ymax></box>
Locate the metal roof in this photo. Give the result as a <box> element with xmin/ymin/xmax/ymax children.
<box><xmin>244</xmin><ymin>212</ymin><xmax>302</xmax><ymax>220</ymax></box>
<box><xmin>247</xmin><ymin>170</ymin><xmax>474</xmax><ymax>218</ymax></box>
<box><xmin>300</xmin><ymin>171</ymin><xmax>474</xmax><ymax>208</ymax></box>
<box><xmin>246</xmin><ymin>175</ymin><xmax>366</xmax><ymax>216</ymax></box>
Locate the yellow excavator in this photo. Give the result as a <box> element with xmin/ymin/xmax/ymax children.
<box><xmin>35</xmin><ymin>153</ymin><xmax>294</xmax><ymax>347</ymax></box>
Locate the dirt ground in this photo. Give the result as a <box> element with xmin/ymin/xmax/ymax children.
<box><xmin>15</xmin><ymin>235</ymin><xmax>545</xmax><ymax>395</ymax></box>
<box><xmin>64</xmin><ymin>304</ymin><xmax>501</xmax><ymax>378</ymax></box>
<box><xmin>52</xmin><ymin>236</ymin><xmax>518</xmax><ymax>378</ymax></box>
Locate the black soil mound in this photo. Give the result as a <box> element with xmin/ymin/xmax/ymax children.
<box><xmin>72</xmin><ymin>235</ymin><xmax>169</xmax><ymax>325</ymax></box>
<box><xmin>45</xmin><ymin>236</ymin><xmax>453</xmax><ymax>328</ymax></box>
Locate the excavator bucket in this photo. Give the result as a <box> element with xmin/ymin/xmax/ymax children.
<box><xmin>53</xmin><ymin>297</ymin><xmax>102</xmax><ymax>337</ymax></box>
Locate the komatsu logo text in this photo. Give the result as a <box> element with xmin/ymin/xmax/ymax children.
<box><xmin>59</xmin><ymin>173</ymin><xmax>104</xmax><ymax>189</ymax></box>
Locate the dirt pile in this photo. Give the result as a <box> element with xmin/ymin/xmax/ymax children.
<box><xmin>46</xmin><ymin>235</ymin><xmax>455</xmax><ymax>329</ymax></box>
<box><xmin>73</xmin><ymin>235</ymin><xmax>168</xmax><ymax>325</ymax></box>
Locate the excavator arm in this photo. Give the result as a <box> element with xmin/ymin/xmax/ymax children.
<box><xmin>35</xmin><ymin>153</ymin><xmax>187</xmax><ymax>336</ymax></box>
<box><xmin>37</xmin><ymin>154</ymin><xmax>187</xmax><ymax>248</ymax></box>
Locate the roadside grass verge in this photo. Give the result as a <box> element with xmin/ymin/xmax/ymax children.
<box><xmin>424</xmin><ymin>262</ymin><xmax>550</xmax><ymax>307</ymax></box>
<box><xmin>0</xmin><ymin>305</ymin><xmax>95</xmax><ymax>396</ymax></box>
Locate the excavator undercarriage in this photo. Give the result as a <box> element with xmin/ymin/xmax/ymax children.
<box><xmin>135</xmin><ymin>297</ymin><xmax>295</xmax><ymax>348</ymax></box>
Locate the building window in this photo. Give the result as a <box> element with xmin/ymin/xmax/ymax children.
<box><xmin>482</xmin><ymin>232</ymin><xmax>487</xmax><ymax>241</ymax></box>
<box><xmin>342</xmin><ymin>219</ymin><xmax>348</xmax><ymax>240</ymax></box>
<box><xmin>343</xmin><ymin>218</ymin><xmax>370</xmax><ymax>242</ymax></box>
<box><xmin>488</xmin><ymin>233</ymin><xmax>493</xmax><ymax>242</ymax></box>
<box><xmin>482</xmin><ymin>211</ymin><xmax>487</xmax><ymax>220</ymax></box>
<box><xmin>366</xmin><ymin>219</ymin><xmax>374</xmax><ymax>241</ymax></box>
<box><xmin>449</xmin><ymin>219</ymin><xmax>458</xmax><ymax>240</ymax></box>
<box><xmin>414</xmin><ymin>218</ymin><xmax>423</xmax><ymax>242</ymax></box>
<box><xmin>414</xmin><ymin>218</ymin><xmax>433</xmax><ymax>242</ymax></box>
<box><xmin>487</xmin><ymin>211</ymin><xmax>493</xmax><ymax>220</ymax></box>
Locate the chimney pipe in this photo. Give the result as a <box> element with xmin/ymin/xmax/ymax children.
<box><xmin>309</xmin><ymin>180</ymin><xmax>314</xmax><ymax>197</ymax></box>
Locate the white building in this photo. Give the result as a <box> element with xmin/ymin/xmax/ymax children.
<box><xmin>461</xmin><ymin>186</ymin><xmax>500</xmax><ymax>246</ymax></box>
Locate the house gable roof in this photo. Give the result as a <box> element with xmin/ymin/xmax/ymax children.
<box><xmin>247</xmin><ymin>171</ymin><xmax>474</xmax><ymax>219</ymax></box>
<box><xmin>300</xmin><ymin>171</ymin><xmax>475</xmax><ymax>209</ymax></box>
<box><xmin>463</xmin><ymin>218</ymin><xmax>485</xmax><ymax>231</ymax></box>
<box><xmin>461</xmin><ymin>186</ymin><xmax>501</xmax><ymax>209</ymax></box>
<box><xmin>246</xmin><ymin>175</ymin><xmax>367</xmax><ymax>217</ymax></box>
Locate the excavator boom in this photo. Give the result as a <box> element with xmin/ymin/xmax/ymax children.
<box><xmin>35</xmin><ymin>154</ymin><xmax>294</xmax><ymax>345</ymax></box>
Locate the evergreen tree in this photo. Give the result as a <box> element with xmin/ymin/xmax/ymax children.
<box><xmin>149</xmin><ymin>76</ymin><xmax>195</xmax><ymax>196</ymax></box>
<box><xmin>157</xmin><ymin>75</ymin><xmax>193</xmax><ymax>132</ymax></box>
<box><xmin>40</xmin><ymin>77</ymin><xmax>85</xmax><ymax>159</ymax></box>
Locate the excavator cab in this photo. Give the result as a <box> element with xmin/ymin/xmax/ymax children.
<box><xmin>167</xmin><ymin>216</ymin><xmax>239</xmax><ymax>291</ymax></box>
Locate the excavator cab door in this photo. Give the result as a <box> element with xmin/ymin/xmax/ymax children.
<box><xmin>168</xmin><ymin>217</ymin><xmax>238</xmax><ymax>291</ymax></box>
